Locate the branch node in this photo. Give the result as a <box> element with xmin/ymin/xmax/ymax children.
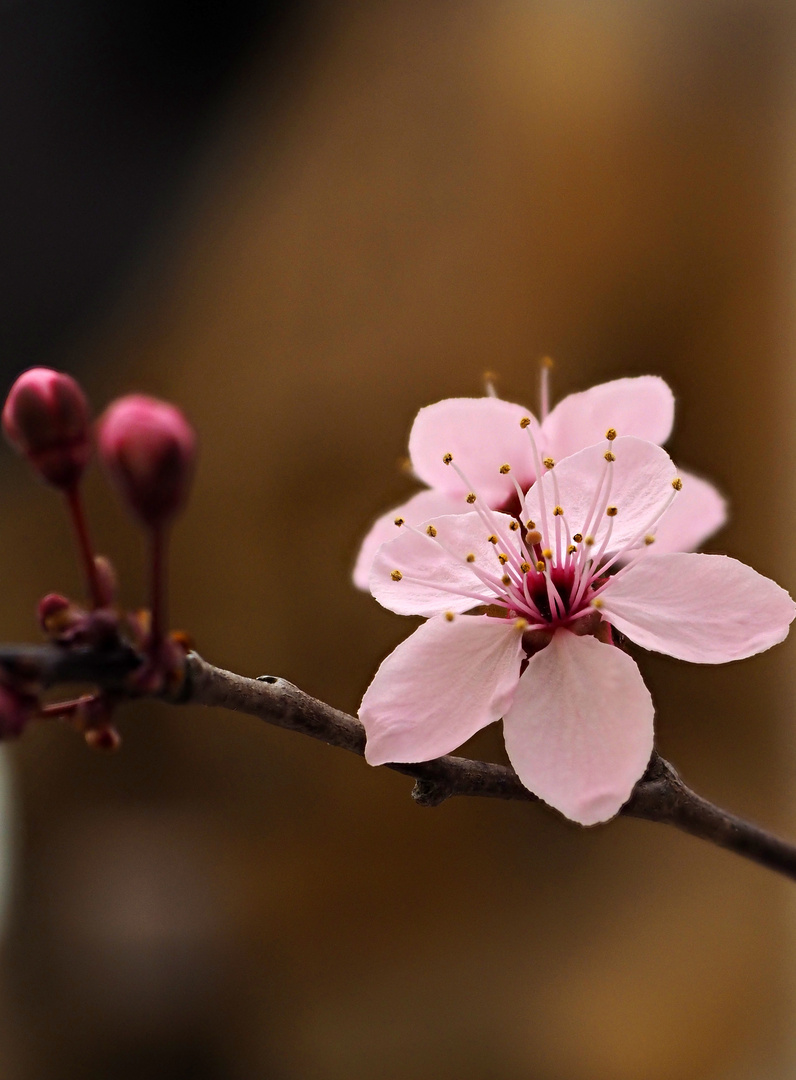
<box><xmin>412</xmin><ymin>779</ymin><xmax>451</xmax><ymax>807</ymax></box>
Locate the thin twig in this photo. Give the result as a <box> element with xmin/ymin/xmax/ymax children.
<box><xmin>3</xmin><ymin>643</ymin><xmax>796</xmax><ymax>881</ymax></box>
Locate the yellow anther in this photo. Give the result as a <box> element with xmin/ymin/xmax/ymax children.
<box><xmin>567</xmin><ymin>544</ymin><xmax>576</xmax><ymax>554</ymax></box>
<box><xmin>520</xmin><ymin>561</ymin><xmax>531</xmax><ymax>573</ymax></box>
<box><xmin>604</xmin><ymin>451</ymin><xmax>616</xmax><ymax>462</ymax></box>
<box><xmin>520</xmin><ymin>416</ymin><xmax>531</xmax><ymax>428</ymax></box>
<box><xmin>584</xmin><ymin>535</ymin><xmax>595</xmax><ymax>546</ymax></box>
<box><xmin>591</xmin><ymin>597</ymin><xmax>604</xmax><ymax>609</ymax></box>
<box><xmin>573</xmin><ymin>532</ymin><xmax>583</xmax><ymax>543</ymax></box>
<box><xmin>498</xmin><ymin>553</ymin><xmax>509</xmax><ymax>565</ymax></box>
<box><xmin>499</xmin><ymin>463</ymin><xmax>511</xmax><ymax>474</ymax></box>
<box><xmin>543</xmin><ymin>457</ymin><xmax>555</xmax><ymax>469</ymax></box>
<box><xmin>542</xmin><ymin>548</ymin><xmax>553</xmax><ymax>559</ymax></box>
<box><xmin>466</xmin><ymin>553</ymin><xmax>476</xmax><ymax>562</ymax></box>
<box><xmin>391</xmin><ymin>570</ymin><xmax>403</xmax><ymax>581</ymax></box>
<box><xmin>426</xmin><ymin>524</ymin><xmax>437</xmax><ymax>537</ymax></box>
<box><xmin>394</xmin><ymin>517</ymin><xmax>405</xmax><ymax>527</ymax></box>
<box><xmin>514</xmin><ymin>618</ymin><xmax>529</xmax><ymax>631</ymax></box>
<box><xmin>442</xmin><ymin>452</ymin><xmax>453</xmax><ymax>465</ymax></box>
<box><xmin>526</xmin><ymin>529</ymin><xmax>542</xmax><ymax>545</ymax></box>
<box><xmin>606</xmin><ymin>428</ymin><xmax>617</xmax><ymax>441</ymax></box>
<box><xmin>645</xmin><ymin>535</ymin><xmax>655</xmax><ymax>545</ymax></box>
<box><xmin>542</xmin><ymin>355</ymin><xmax>554</xmax><ymax>369</ymax></box>
<box><xmin>525</xmin><ymin>519</ymin><xmax>536</xmax><ymax>530</ymax></box>
<box><xmin>606</xmin><ymin>506</ymin><xmax>618</xmax><ymax>517</ymax></box>
<box><xmin>509</xmin><ymin>520</ymin><xmax>520</xmax><ymax>531</ymax></box>
<box><xmin>535</xmin><ymin>560</ymin><xmax>545</xmax><ymax>572</ymax></box>
<box><xmin>553</xmin><ymin>505</ymin><xmax>564</xmax><ymax>516</ymax></box>
<box><xmin>466</xmin><ymin>492</ymin><xmax>477</xmax><ymax>504</ymax></box>
<box><xmin>445</xmin><ymin>611</ymin><xmax>455</xmax><ymax>622</ymax></box>
<box><xmin>398</xmin><ymin>456</ymin><xmax>413</xmax><ymax>474</ymax></box>
<box><xmin>483</xmin><ymin>369</ymin><xmax>498</xmax><ymax>384</ymax></box>
<box><xmin>501</xmin><ymin>574</ymin><xmax>511</xmax><ymax>585</ymax></box>
<box><xmin>488</xmin><ymin>534</ymin><xmax>498</xmax><ymax>545</ymax></box>
<box><xmin>672</xmin><ymin>477</ymin><xmax>683</xmax><ymax>491</ymax></box>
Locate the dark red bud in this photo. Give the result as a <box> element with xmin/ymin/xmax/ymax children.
<box><xmin>2</xmin><ymin>368</ymin><xmax>91</xmax><ymax>488</ymax></box>
<box><xmin>0</xmin><ymin>685</ymin><xmax>33</xmax><ymax>739</ymax></box>
<box><xmin>97</xmin><ymin>395</ymin><xmax>196</xmax><ymax>528</ymax></box>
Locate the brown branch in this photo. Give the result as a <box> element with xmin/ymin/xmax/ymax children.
<box><xmin>5</xmin><ymin>643</ymin><xmax>796</xmax><ymax>881</ymax></box>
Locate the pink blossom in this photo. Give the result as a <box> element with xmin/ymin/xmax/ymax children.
<box><xmin>359</xmin><ymin>434</ymin><xmax>795</xmax><ymax>826</ymax></box>
<box><xmin>354</xmin><ymin>375</ymin><xmax>727</xmax><ymax>588</ymax></box>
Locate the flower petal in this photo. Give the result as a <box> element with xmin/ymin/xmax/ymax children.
<box><xmin>502</xmin><ymin>630</ymin><xmax>654</xmax><ymax>825</ymax></box>
<box><xmin>601</xmin><ymin>552</ymin><xmax>796</xmax><ymax>662</ymax></box>
<box><xmin>644</xmin><ymin>468</ymin><xmax>727</xmax><ymax>555</ymax></box>
<box><xmin>370</xmin><ymin>511</ymin><xmax>516</xmax><ymax>616</ymax></box>
<box><xmin>353</xmin><ymin>489</ymin><xmax>466</xmax><ymax>590</ymax></box>
<box><xmin>361</xmin><ymin>614</ymin><xmax>524</xmax><ymax>765</ymax></box>
<box><xmin>540</xmin><ymin>375</ymin><xmax>675</xmax><ymax>460</ymax></box>
<box><xmin>523</xmin><ymin>437</ymin><xmax>678</xmax><ymax>556</ymax></box>
<box><xmin>408</xmin><ymin>397</ymin><xmax>536</xmax><ymax>505</ymax></box>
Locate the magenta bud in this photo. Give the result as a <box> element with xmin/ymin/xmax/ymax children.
<box><xmin>2</xmin><ymin>367</ymin><xmax>91</xmax><ymax>488</ymax></box>
<box><xmin>0</xmin><ymin>685</ymin><xmax>33</xmax><ymax>739</ymax></box>
<box><xmin>97</xmin><ymin>395</ymin><xmax>197</xmax><ymax>528</ymax></box>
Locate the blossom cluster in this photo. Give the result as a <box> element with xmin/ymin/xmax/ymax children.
<box><xmin>0</xmin><ymin>368</ymin><xmax>197</xmax><ymax>746</ymax></box>
<box><xmin>356</xmin><ymin>374</ymin><xmax>795</xmax><ymax>825</ymax></box>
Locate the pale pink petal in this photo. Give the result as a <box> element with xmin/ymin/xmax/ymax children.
<box><xmin>523</xmin><ymin>437</ymin><xmax>678</xmax><ymax>555</ymax></box>
<box><xmin>353</xmin><ymin>489</ymin><xmax>466</xmax><ymax>590</ymax></box>
<box><xmin>408</xmin><ymin>397</ymin><xmax>536</xmax><ymax>505</ymax></box>
<box><xmin>502</xmin><ymin>630</ymin><xmax>654</xmax><ymax>825</ymax></box>
<box><xmin>539</xmin><ymin>375</ymin><xmax>675</xmax><ymax>460</ymax></box>
<box><xmin>361</xmin><ymin>614</ymin><xmax>524</xmax><ymax>765</ymax></box>
<box><xmin>601</xmin><ymin>553</ymin><xmax>796</xmax><ymax>662</ymax></box>
<box><xmin>643</xmin><ymin>468</ymin><xmax>727</xmax><ymax>555</ymax></box>
<box><xmin>370</xmin><ymin>511</ymin><xmax>517</xmax><ymax>616</ymax></box>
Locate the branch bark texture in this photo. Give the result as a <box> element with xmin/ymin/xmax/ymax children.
<box><xmin>180</xmin><ymin>653</ymin><xmax>796</xmax><ymax>881</ymax></box>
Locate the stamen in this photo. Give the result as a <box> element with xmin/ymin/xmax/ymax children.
<box><xmin>498</xmin><ymin>553</ymin><xmax>509</xmax><ymax>565</ymax></box>
<box><xmin>466</xmin><ymin>553</ymin><xmax>476</xmax><ymax>562</ymax></box>
<box><xmin>499</xmin><ymin>463</ymin><xmax>511</xmax><ymax>474</ymax></box>
<box><xmin>535</xmin><ymin>560</ymin><xmax>545</xmax><ymax>572</ymax></box>
<box><xmin>514</xmin><ymin>617</ymin><xmax>529</xmax><ymax>631</ymax></box>
<box><xmin>606</xmin><ymin>428</ymin><xmax>617</xmax><ymax>441</ymax></box>
<box><xmin>645</xmin><ymin>535</ymin><xmax>655</xmax><ymax>545</ymax></box>
<box><xmin>426</xmin><ymin>524</ymin><xmax>437</xmax><ymax>537</ymax></box>
<box><xmin>553</xmin><ymin>506</ymin><xmax>564</xmax><ymax>516</ymax></box>
<box><xmin>488</xmin><ymin>534</ymin><xmax>498</xmax><ymax>544</ymax></box>
<box><xmin>525</xmin><ymin>520</ymin><xmax>536</xmax><ymax>530</ymax></box>
<box><xmin>584</xmin><ymin>536</ymin><xmax>594</xmax><ymax>546</ymax></box>
<box><xmin>591</xmin><ymin>597</ymin><xmax>603</xmax><ymax>608</ymax></box>
<box><xmin>540</xmin><ymin>356</ymin><xmax>553</xmax><ymax>422</ymax></box>
<box><xmin>672</xmin><ymin>477</ymin><xmax>683</xmax><ymax>490</ymax></box>
<box><xmin>466</xmin><ymin>493</ymin><xmax>477</xmax><ymax>504</ymax></box>
<box><xmin>542</xmin><ymin>548</ymin><xmax>553</xmax><ymax>559</ymax></box>
<box><xmin>543</xmin><ymin>457</ymin><xmax>555</xmax><ymax>470</ymax></box>
<box><xmin>394</xmin><ymin>517</ymin><xmax>405</xmax><ymax>527</ymax></box>
<box><xmin>520</xmin><ymin>417</ymin><xmax>531</xmax><ymax>429</ymax></box>
<box><xmin>445</xmin><ymin>611</ymin><xmax>455</xmax><ymax>621</ymax></box>
<box><xmin>442</xmin><ymin>453</ymin><xmax>453</xmax><ymax>465</ymax></box>
<box><xmin>509</xmin><ymin>521</ymin><xmax>520</xmax><ymax>531</ymax></box>
<box><xmin>483</xmin><ymin>371</ymin><xmax>499</xmax><ymax>398</ymax></box>
<box><xmin>606</xmin><ymin>506</ymin><xmax>618</xmax><ymax>517</ymax></box>
<box><xmin>391</xmin><ymin>570</ymin><xmax>403</xmax><ymax>581</ymax></box>
<box><xmin>567</xmin><ymin>544</ymin><xmax>576</xmax><ymax>554</ymax></box>
<box><xmin>573</xmin><ymin>533</ymin><xmax>583</xmax><ymax>543</ymax></box>
<box><xmin>604</xmin><ymin>451</ymin><xmax>615</xmax><ymax>462</ymax></box>
<box><xmin>501</xmin><ymin>574</ymin><xmax>511</xmax><ymax>585</ymax></box>
<box><xmin>520</xmin><ymin>562</ymin><xmax>531</xmax><ymax>573</ymax></box>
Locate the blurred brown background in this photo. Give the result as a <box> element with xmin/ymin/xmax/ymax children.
<box><xmin>0</xmin><ymin>0</ymin><xmax>795</xmax><ymax>1076</ymax></box>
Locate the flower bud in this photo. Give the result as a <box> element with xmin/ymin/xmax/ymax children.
<box><xmin>97</xmin><ymin>395</ymin><xmax>197</xmax><ymax>528</ymax></box>
<box><xmin>2</xmin><ymin>368</ymin><xmax>91</xmax><ymax>488</ymax></box>
<box><xmin>0</xmin><ymin>684</ymin><xmax>33</xmax><ymax>740</ymax></box>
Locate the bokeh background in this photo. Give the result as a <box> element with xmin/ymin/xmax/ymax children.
<box><xmin>0</xmin><ymin>1</ymin><xmax>794</xmax><ymax>1076</ymax></box>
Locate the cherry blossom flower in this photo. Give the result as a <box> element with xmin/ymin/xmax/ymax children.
<box><xmin>353</xmin><ymin>373</ymin><xmax>727</xmax><ymax>588</ymax></box>
<box><xmin>359</xmin><ymin>431</ymin><xmax>795</xmax><ymax>826</ymax></box>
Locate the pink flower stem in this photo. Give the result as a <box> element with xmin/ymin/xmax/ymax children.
<box><xmin>148</xmin><ymin>524</ymin><xmax>168</xmax><ymax>662</ymax></box>
<box><xmin>64</xmin><ymin>484</ymin><xmax>103</xmax><ymax>609</ymax></box>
